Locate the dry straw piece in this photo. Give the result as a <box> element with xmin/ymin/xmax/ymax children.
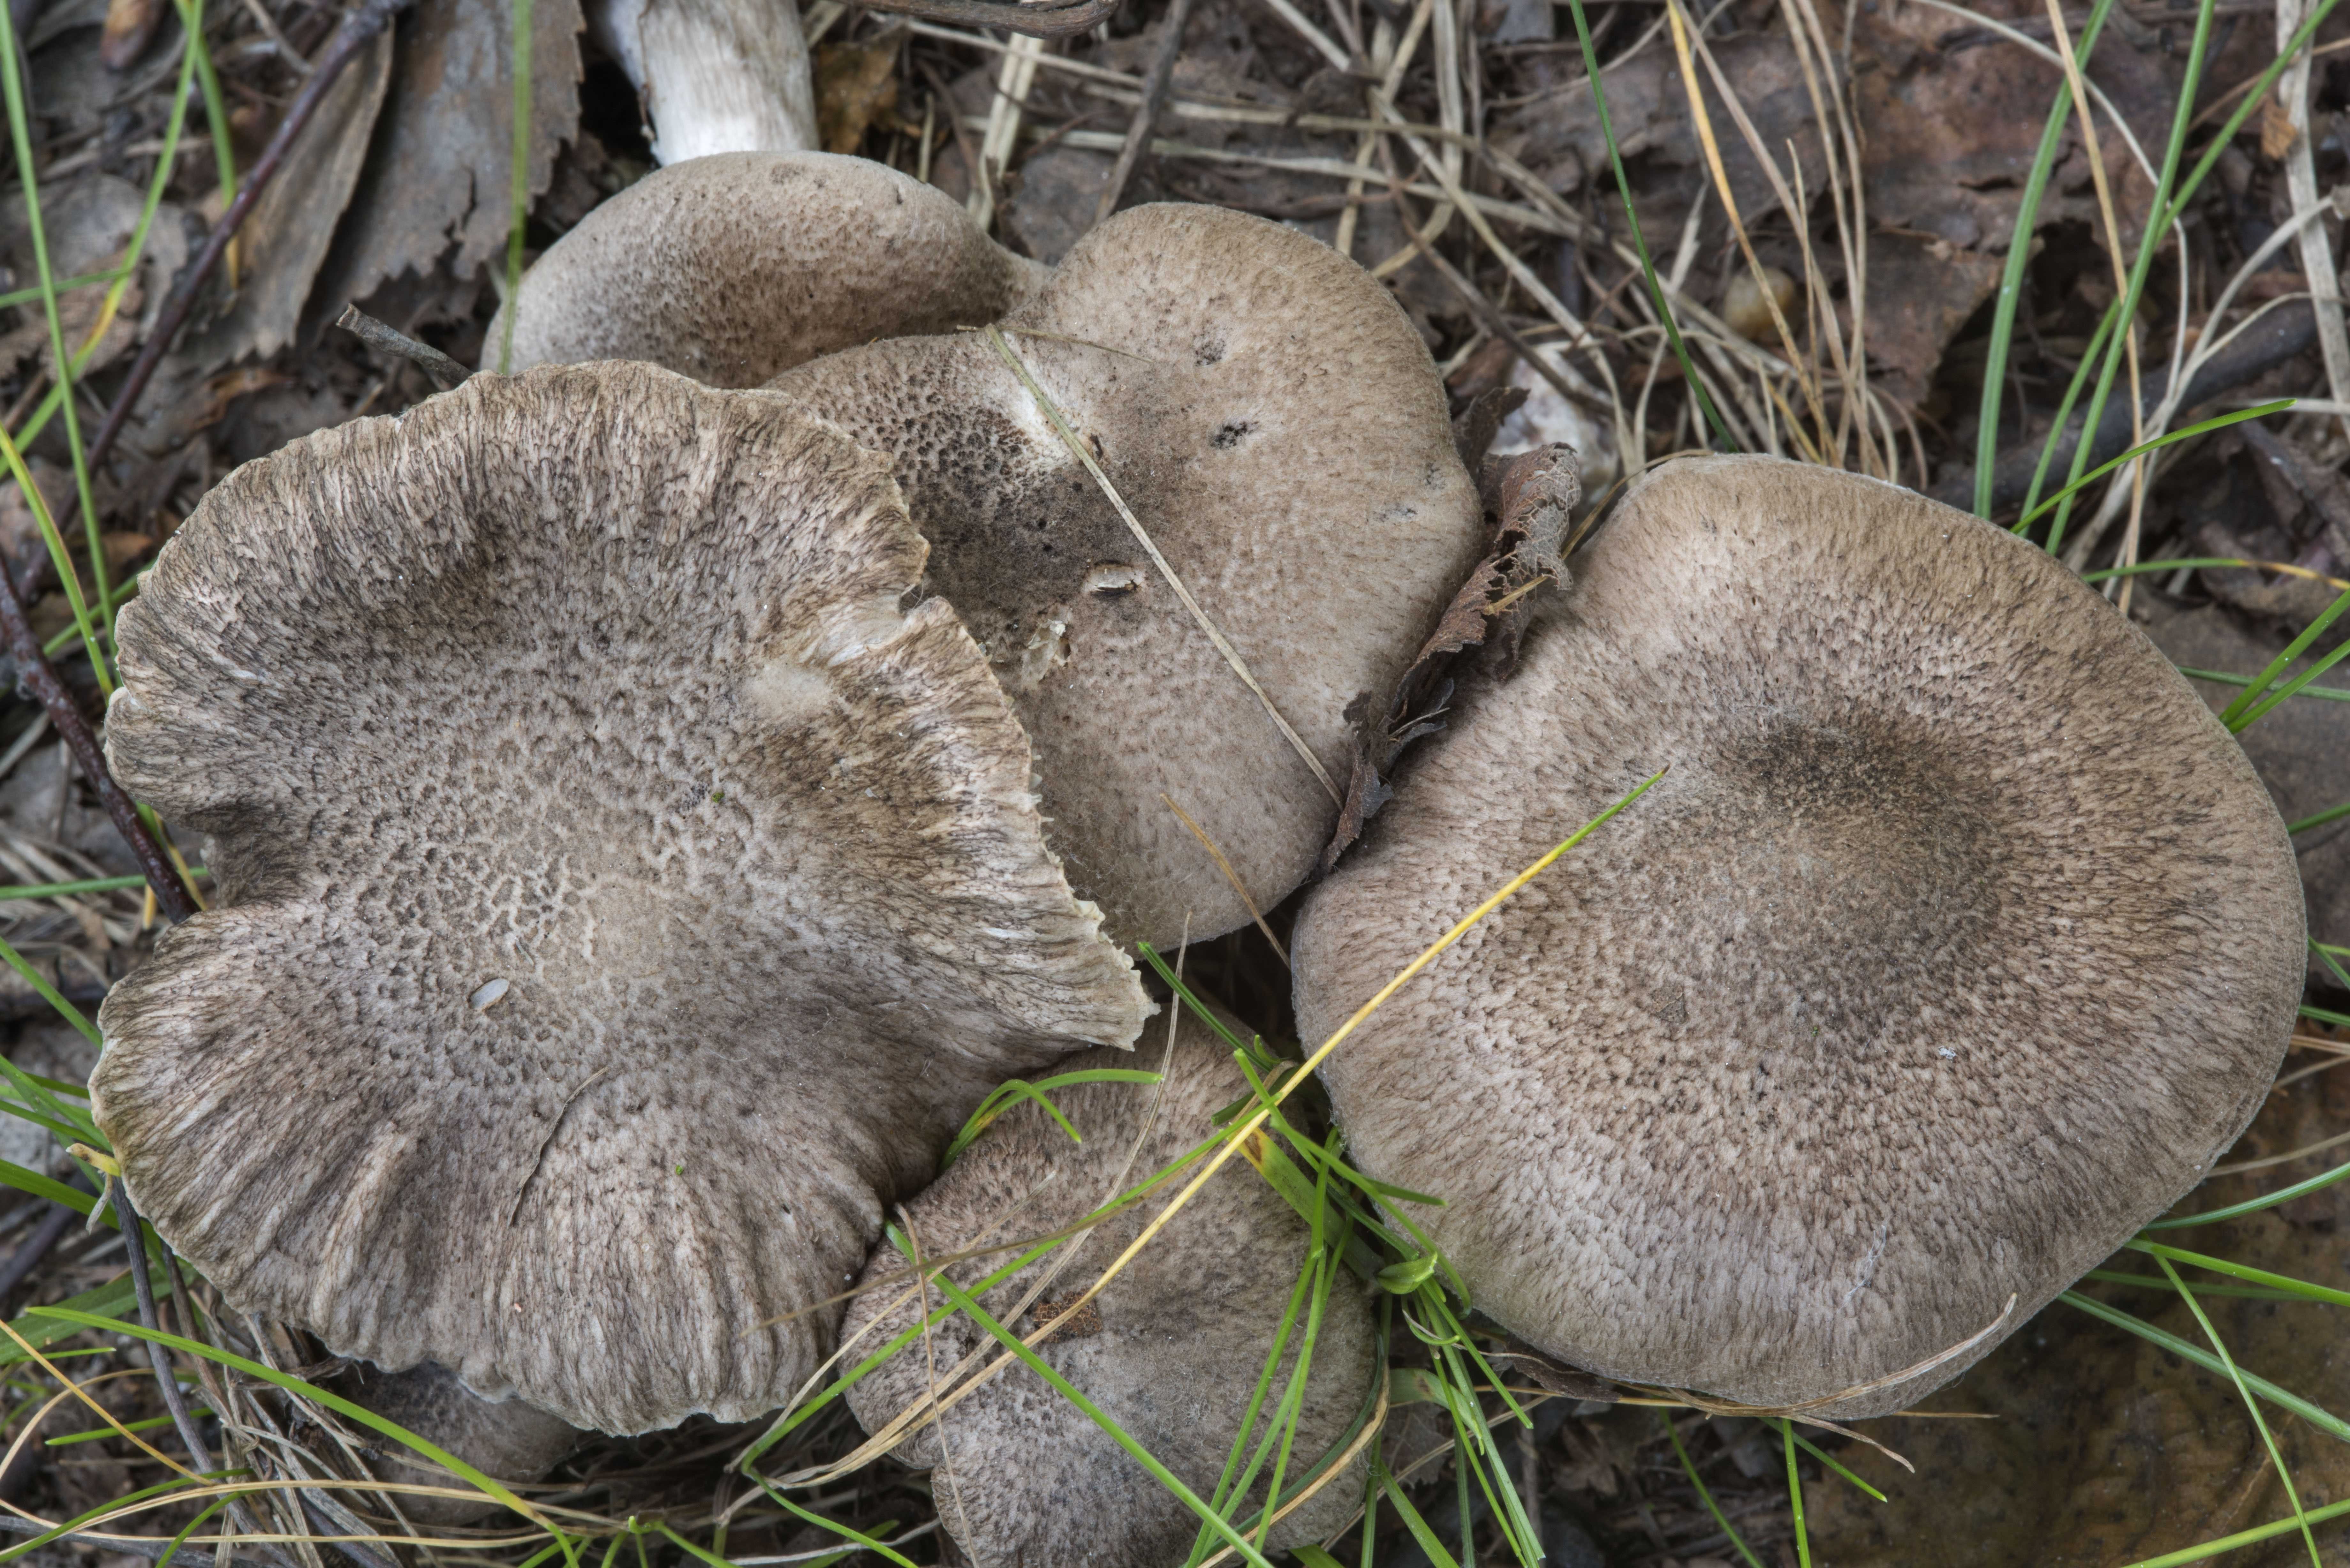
<box><xmin>91</xmin><ymin>362</ymin><xmax>1149</xmax><ymax>1444</ymax></box>
<box><xmin>1294</xmin><ymin>453</ymin><xmax>2309</xmax><ymax>1418</ymax></box>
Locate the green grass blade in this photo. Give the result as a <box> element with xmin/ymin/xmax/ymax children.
<box><xmin>1557</xmin><ymin>0</ymin><xmax>1733</xmax><ymax>449</ymax></box>
<box><xmin>46</xmin><ymin>1413</ymin><xmax>176</xmax><ymax>1447</ymax></box>
<box><xmin>2120</xmin><ymin>1498</ymin><xmax>2350</xmax><ymax>1566</ymax></box>
<box><xmin>2217</xmin><ymin>584</ymin><xmax>2350</xmax><ymax>728</ymax></box>
<box><xmin>2147</xmin><ymin>1157</ymin><xmax>2350</xmax><ymax>1231</ymax></box>
<box><xmin>2233</xmin><ymin>629</ymin><xmax>2350</xmax><ymax>731</ymax></box>
<box><xmin>24</xmin><ymin>1308</ymin><xmax>572</xmax><ymax>1552</ymax></box>
<box><xmin>2173</xmin><ymin>666</ymin><xmax>2350</xmax><ymax>705</ymax></box>
<box><xmin>747</xmin><ymin>1489</ymin><xmax>913</xmax><ymax>1568</ymax></box>
<box><xmin>2020</xmin><ymin>402</ymin><xmax>2292</xmax><ymax>530</ymax></box>
<box><xmin>2127</xmin><ymin>1240</ymin><xmax>2350</xmax><ymax>1307</ymax></box>
<box><xmin>2028</xmin><ymin>0</ymin><xmax>2342</xmax><ymax>540</ymax></box>
<box><xmin>2039</xmin><ymin>0</ymin><xmax>2218</xmax><ymax>558</ymax></box>
<box><xmin>181</xmin><ymin>0</ymin><xmax>236</xmax><ymax>233</ymax></box>
<box><xmin>0</xmin><ymin>0</ymin><xmax>109</xmax><ymax>656</ymax></box>
<box><xmin>897</xmin><ymin>1229</ymin><xmax>1281</xmax><ymax>1568</ymax></box>
<box><xmin>1784</xmin><ymin>1415</ymin><xmax>1813</xmax><ymax>1567</ymax></box>
<box><xmin>0</xmin><ymin>869</ymin><xmax>208</xmax><ymax>901</ymax></box>
<box><xmin>0</xmin><ymin>404</ymin><xmax>110</xmax><ymax>693</ymax></box>
<box><xmin>943</xmin><ymin>1070</ymin><xmax>1161</xmax><ymax>1166</ymax></box>
<box><xmin>1975</xmin><ymin>0</ymin><xmax>2123</xmax><ymax>518</ymax></box>
<box><xmin>1379</xmin><ymin>1466</ymin><xmax>1461</xmax><ymax>1568</ymax></box>
<box><xmin>0</xmin><ymin>1275</ymin><xmax>139</xmax><ymax>1368</ymax></box>
<box><xmin>2059</xmin><ymin>1292</ymin><xmax>2350</xmax><ymax>1442</ymax></box>
<box><xmin>1661</xmin><ymin>1413</ymin><xmax>1765</xmax><ymax>1568</ymax></box>
<box><xmin>2088</xmin><ymin>1270</ymin><xmax>2325</xmax><ymax>1303</ymax></box>
<box><xmin>1773</xmin><ymin>1420</ymin><xmax>1884</xmax><ymax>1502</ymax></box>
<box><xmin>2153</xmin><ymin>1256</ymin><xmax>2319</xmax><ymax>1566</ymax></box>
<box><xmin>0</xmin><ymin>932</ymin><xmax>98</xmax><ymax>1047</ymax></box>
<box><xmin>0</xmin><ymin>1157</ymin><xmax>91</xmax><ymax>1214</ymax></box>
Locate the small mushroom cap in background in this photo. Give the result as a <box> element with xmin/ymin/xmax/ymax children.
<box><xmin>842</xmin><ymin>1004</ymin><xmax>1378</xmax><ymax>1568</ymax></box>
<box><xmin>488</xmin><ymin>153</ymin><xmax>1048</xmax><ymax>385</ymax></box>
<box><xmin>332</xmin><ymin>1361</ymin><xmax>581</xmax><ymax>1526</ymax></box>
<box><xmin>768</xmin><ymin>202</ymin><xmax>1486</xmax><ymax>947</ymax></box>
<box><xmin>1293</xmin><ymin>453</ymin><xmax>2307</xmax><ymax>1417</ymax></box>
<box><xmin>92</xmin><ymin>362</ymin><xmax>1149</xmax><ymax>1436</ymax></box>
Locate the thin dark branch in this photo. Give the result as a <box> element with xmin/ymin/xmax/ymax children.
<box><xmin>87</xmin><ymin>0</ymin><xmax>418</xmax><ymax>474</ymax></box>
<box><xmin>110</xmin><ymin>1181</ymin><xmax>301</xmax><ymax>1568</ymax></box>
<box><xmin>332</xmin><ymin>306</ymin><xmax>466</xmax><ymax>391</ymax></box>
<box><xmin>857</xmin><ymin>0</ymin><xmax>1115</xmax><ymax>35</ymax></box>
<box><xmin>1094</xmin><ymin>0</ymin><xmax>1195</xmax><ymax>228</ymax></box>
<box><xmin>109</xmin><ymin>1179</ymin><xmax>213</xmax><ymax>1475</ymax></box>
<box><xmin>0</xmin><ymin>568</ymin><xmax>198</xmax><ymax>921</ymax></box>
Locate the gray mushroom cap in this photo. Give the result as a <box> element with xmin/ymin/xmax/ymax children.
<box><xmin>766</xmin><ymin>202</ymin><xmax>1485</xmax><ymax>947</ymax></box>
<box><xmin>488</xmin><ymin>153</ymin><xmax>1048</xmax><ymax>385</ymax></box>
<box><xmin>91</xmin><ymin>362</ymin><xmax>1149</xmax><ymax>1435</ymax></box>
<box><xmin>1292</xmin><ymin>453</ymin><xmax>2307</xmax><ymax>1417</ymax></box>
<box><xmin>841</xmin><ymin>1004</ymin><xmax>1378</xmax><ymax>1567</ymax></box>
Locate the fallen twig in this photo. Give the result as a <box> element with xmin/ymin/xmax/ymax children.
<box><xmin>332</xmin><ymin>306</ymin><xmax>465</xmax><ymax>392</ymax></box>
<box><xmin>0</xmin><ymin>566</ymin><xmax>199</xmax><ymax>922</ymax></box>
<box><xmin>857</xmin><ymin>0</ymin><xmax>1115</xmax><ymax>36</ymax></box>
<box><xmin>87</xmin><ymin>0</ymin><xmax>418</xmax><ymax>474</ymax></box>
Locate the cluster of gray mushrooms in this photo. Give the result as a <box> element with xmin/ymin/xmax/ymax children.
<box><xmin>82</xmin><ymin>150</ymin><xmax>2307</xmax><ymax>1567</ymax></box>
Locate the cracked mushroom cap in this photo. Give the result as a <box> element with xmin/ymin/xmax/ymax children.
<box><xmin>90</xmin><ymin>361</ymin><xmax>1150</xmax><ymax>1436</ymax></box>
<box><xmin>489</xmin><ymin>153</ymin><xmax>1048</xmax><ymax>386</ymax></box>
<box><xmin>1292</xmin><ymin>454</ymin><xmax>2308</xmax><ymax>1418</ymax></box>
<box><xmin>842</xmin><ymin>1003</ymin><xmax>1377</xmax><ymax>1568</ymax></box>
<box><xmin>766</xmin><ymin>202</ymin><xmax>1485</xmax><ymax>946</ymax></box>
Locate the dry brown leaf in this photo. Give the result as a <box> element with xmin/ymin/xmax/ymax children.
<box><xmin>2261</xmin><ymin>94</ymin><xmax>2301</xmax><ymax>161</ymax></box>
<box><xmin>816</xmin><ymin>30</ymin><xmax>906</xmax><ymax>156</ymax></box>
<box><xmin>313</xmin><ymin>0</ymin><xmax>586</xmax><ymax>321</ymax></box>
<box><xmin>98</xmin><ymin>0</ymin><xmax>164</xmax><ymax>69</ymax></box>
<box><xmin>179</xmin><ymin>29</ymin><xmax>395</xmax><ymax>369</ymax></box>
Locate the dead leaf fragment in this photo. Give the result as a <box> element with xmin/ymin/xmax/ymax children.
<box><xmin>2260</xmin><ymin>94</ymin><xmax>2300</xmax><ymax>161</ymax></box>
<box><xmin>179</xmin><ymin>28</ymin><xmax>395</xmax><ymax>369</ymax></box>
<box><xmin>313</xmin><ymin>0</ymin><xmax>586</xmax><ymax>317</ymax></box>
<box><xmin>1319</xmin><ymin>443</ymin><xmax>1578</xmax><ymax>873</ymax></box>
<box><xmin>98</xmin><ymin>0</ymin><xmax>164</xmax><ymax>69</ymax></box>
<box><xmin>816</xmin><ymin>29</ymin><xmax>905</xmax><ymax>155</ymax></box>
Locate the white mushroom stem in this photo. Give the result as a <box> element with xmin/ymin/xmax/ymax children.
<box><xmin>587</xmin><ymin>0</ymin><xmax>819</xmax><ymax>163</ymax></box>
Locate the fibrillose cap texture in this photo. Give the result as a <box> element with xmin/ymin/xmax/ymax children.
<box><xmin>767</xmin><ymin>202</ymin><xmax>1485</xmax><ymax>947</ymax></box>
<box><xmin>92</xmin><ymin>362</ymin><xmax>1149</xmax><ymax>1435</ymax></box>
<box><xmin>841</xmin><ymin>1007</ymin><xmax>1377</xmax><ymax>1568</ymax></box>
<box><xmin>1293</xmin><ymin>454</ymin><xmax>2306</xmax><ymax>1418</ymax></box>
<box><xmin>488</xmin><ymin>153</ymin><xmax>1049</xmax><ymax>386</ymax></box>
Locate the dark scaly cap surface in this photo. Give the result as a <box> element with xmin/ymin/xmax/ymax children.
<box><xmin>1292</xmin><ymin>453</ymin><xmax>2307</xmax><ymax>1417</ymax></box>
<box><xmin>842</xmin><ymin>1006</ymin><xmax>1378</xmax><ymax>1567</ymax></box>
<box><xmin>92</xmin><ymin>362</ymin><xmax>1149</xmax><ymax>1435</ymax></box>
<box><xmin>768</xmin><ymin>202</ymin><xmax>1485</xmax><ymax>947</ymax></box>
<box><xmin>489</xmin><ymin>152</ymin><xmax>1048</xmax><ymax>385</ymax></box>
